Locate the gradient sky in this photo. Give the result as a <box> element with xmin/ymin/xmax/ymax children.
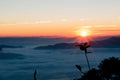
<box><xmin>0</xmin><ymin>0</ymin><xmax>120</xmax><ymax>37</ymax></box>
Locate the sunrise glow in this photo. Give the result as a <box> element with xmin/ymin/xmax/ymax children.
<box><xmin>0</xmin><ymin>0</ymin><xmax>120</xmax><ymax>37</ymax></box>
<box><xmin>75</xmin><ymin>29</ymin><xmax>91</xmax><ymax>37</ymax></box>
<box><xmin>80</xmin><ymin>30</ymin><xmax>88</xmax><ymax>37</ymax></box>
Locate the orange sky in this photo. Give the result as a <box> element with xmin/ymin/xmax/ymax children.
<box><xmin>0</xmin><ymin>23</ymin><xmax>77</xmax><ymax>37</ymax></box>
<box><xmin>0</xmin><ymin>22</ymin><xmax>120</xmax><ymax>37</ymax></box>
<box><xmin>0</xmin><ymin>0</ymin><xmax>120</xmax><ymax>37</ymax></box>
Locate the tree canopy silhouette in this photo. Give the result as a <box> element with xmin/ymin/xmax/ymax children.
<box><xmin>98</xmin><ymin>57</ymin><xmax>120</xmax><ymax>80</ymax></box>
<box><xmin>75</xmin><ymin>57</ymin><xmax>120</xmax><ymax>80</ymax></box>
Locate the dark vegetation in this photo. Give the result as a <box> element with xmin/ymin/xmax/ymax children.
<box><xmin>74</xmin><ymin>40</ymin><xmax>120</xmax><ymax>80</ymax></box>
<box><xmin>75</xmin><ymin>57</ymin><xmax>120</xmax><ymax>80</ymax></box>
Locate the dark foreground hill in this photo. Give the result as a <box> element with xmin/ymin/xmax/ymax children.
<box><xmin>34</xmin><ymin>37</ymin><xmax>120</xmax><ymax>50</ymax></box>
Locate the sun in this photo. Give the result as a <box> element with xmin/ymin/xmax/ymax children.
<box><xmin>76</xmin><ymin>29</ymin><xmax>90</xmax><ymax>37</ymax></box>
<box><xmin>81</xmin><ymin>30</ymin><xmax>88</xmax><ymax>37</ymax></box>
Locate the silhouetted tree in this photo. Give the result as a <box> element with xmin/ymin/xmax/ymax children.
<box><xmin>78</xmin><ymin>68</ymin><xmax>101</xmax><ymax>80</ymax></box>
<box><xmin>77</xmin><ymin>42</ymin><xmax>91</xmax><ymax>70</ymax></box>
<box><xmin>75</xmin><ymin>57</ymin><xmax>120</xmax><ymax>80</ymax></box>
<box><xmin>98</xmin><ymin>57</ymin><xmax>120</xmax><ymax>80</ymax></box>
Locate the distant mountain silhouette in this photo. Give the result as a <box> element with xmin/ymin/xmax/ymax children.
<box><xmin>34</xmin><ymin>43</ymin><xmax>76</xmax><ymax>50</ymax></box>
<box><xmin>90</xmin><ymin>37</ymin><xmax>120</xmax><ymax>48</ymax></box>
<box><xmin>34</xmin><ymin>37</ymin><xmax>120</xmax><ymax>50</ymax></box>
<box><xmin>0</xmin><ymin>45</ymin><xmax>23</xmax><ymax>49</ymax></box>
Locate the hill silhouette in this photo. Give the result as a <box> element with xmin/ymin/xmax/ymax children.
<box><xmin>0</xmin><ymin>44</ymin><xmax>22</xmax><ymax>48</ymax></box>
<box><xmin>90</xmin><ymin>37</ymin><xmax>120</xmax><ymax>48</ymax></box>
<box><xmin>34</xmin><ymin>37</ymin><xmax>120</xmax><ymax>50</ymax></box>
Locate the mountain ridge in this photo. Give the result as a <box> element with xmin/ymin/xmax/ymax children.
<box><xmin>34</xmin><ymin>37</ymin><xmax>120</xmax><ymax>50</ymax></box>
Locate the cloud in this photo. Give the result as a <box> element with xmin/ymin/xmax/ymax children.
<box><xmin>0</xmin><ymin>20</ymin><xmax>53</xmax><ymax>25</ymax></box>
<box><xmin>0</xmin><ymin>52</ymin><xmax>25</xmax><ymax>60</ymax></box>
<box><xmin>81</xmin><ymin>26</ymin><xmax>93</xmax><ymax>28</ymax></box>
<box><xmin>93</xmin><ymin>25</ymin><xmax>118</xmax><ymax>28</ymax></box>
<box><xmin>35</xmin><ymin>20</ymin><xmax>52</xmax><ymax>24</ymax></box>
<box><xmin>79</xmin><ymin>18</ymin><xmax>88</xmax><ymax>21</ymax></box>
<box><xmin>79</xmin><ymin>18</ymin><xmax>86</xmax><ymax>21</ymax></box>
<box><xmin>0</xmin><ymin>23</ymin><xmax>18</xmax><ymax>26</ymax></box>
<box><xmin>60</xmin><ymin>19</ymin><xmax>68</xmax><ymax>22</ymax></box>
